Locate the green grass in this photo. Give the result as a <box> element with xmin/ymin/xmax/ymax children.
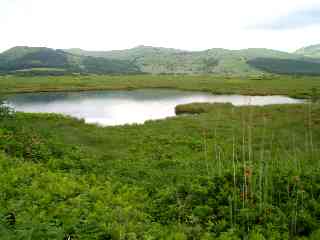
<box><xmin>1</xmin><ymin>74</ymin><xmax>320</xmax><ymax>99</ymax></box>
<box><xmin>0</xmin><ymin>74</ymin><xmax>320</xmax><ymax>238</ymax></box>
<box><xmin>0</xmin><ymin>102</ymin><xmax>319</xmax><ymax>239</ymax></box>
<box><xmin>175</xmin><ymin>102</ymin><xmax>231</xmax><ymax>115</ymax></box>
<box><xmin>15</xmin><ymin>68</ymin><xmax>67</xmax><ymax>72</ymax></box>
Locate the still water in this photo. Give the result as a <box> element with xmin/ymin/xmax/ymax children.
<box><xmin>6</xmin><ymin>89</ymin><xmax>303</xmax><ymax>126</ymax></box>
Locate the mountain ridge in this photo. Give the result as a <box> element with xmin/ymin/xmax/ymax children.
<box><xmin>64</xmin><ymin>45</ymin><xmax>320</xmax><ymax>75</ymax></box>
<box><xmin>1</xmin><ymin>44</ymin><xmax>320</xmax><ymax>75</ymax></box>
<box><xmin>0</xmin><ymin>46</ymin><xmax>140</xmax><ymax>75</ymax></box>
<box><xmin>295</xmin><ymin>44</ymin><xmax>320</xmax><ymax>58</ymax></box>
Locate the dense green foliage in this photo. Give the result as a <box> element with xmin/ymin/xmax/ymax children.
<box><xmin>82</xmin><ymin>57</ymin><xmax>140</xmax><ymax>74</ymax></box>
<box><xmin>175</xmin><ymin>103</ymin><xmax>227</xmax><ymax>115</ymax></box>
<box><xmin>0</xmin><ymin>99</ymin><xmax>13</xmax><ymax>120</ymax></box>
<box><xmin>0</xmin><ymin>47</ymin><xmax>140</xmax><ymax>75</ymax></box>
<box><xmin>0</xmin><ymin>48</ymin><xmax>69</xmax><ymax>71</ymax></box>
<box><xmin>247</xmin><ymin>58</ymin><xmax>320</xmax><ymax>75</ymax></box>
<box><xmin>0</xmin><ymin>73</ymin><xmax>320</xmax><ymax>238</ymax></box>
<box><xmin>0</xmin><ymin>100</ymin><xmax>319</xmax><ymax>239</ymax></box>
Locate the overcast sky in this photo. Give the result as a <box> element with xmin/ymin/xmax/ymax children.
<box><xmin>1</xmin><ymin>0</ymin><xmax>320</xmax><ymax>53</ymax></box>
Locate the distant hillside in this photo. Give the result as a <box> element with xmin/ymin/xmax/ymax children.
<box><xmin>248</xmin><ymin>58</ymin><xmax>320</xmax><ymax>75</ymax></box>
<box><xmin>295</xmin><ymin>44</ymin><xmax>320</xmax><ymax>58</ymax></box>
<box><xmin>0</xmin><ymin>46</ymin><xmax>140</xmax><ymax>74</ymax></box>
<box><xmin>65</xmin><ymin>45</ymin><xmax>319</xmax><ymax>75</ymax></box>
<box><xmin>2</xmin><ymin>44</ymin><xmax>320</xmax><ymax>75</ymax></box>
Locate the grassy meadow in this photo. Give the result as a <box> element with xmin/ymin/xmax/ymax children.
<box><xmin>1</xmin><ymin>74</ymin><xmax>320</xmax><ymax>99</ymax></box>
<box><xmin>0</xmin><ymin>74</ymin><xmax>319</xmax><ymax>239</ymax></box>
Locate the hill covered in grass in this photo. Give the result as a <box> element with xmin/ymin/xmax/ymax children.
<box><xmin>0</xmin><ymin>46</ymin><xmax>140</xmax><ymax>75</ymax></box>
<box><xmin>65</xmin><ymin>45</ymin><xmax>320</xmax><ymax>75</ymax></box>
<box><xmin>295</xmin><ymin>44</ymin><xmax>320</xmax><ymax>58</ymax></box>
<box><xmin>65</xmin><ymin>46</ymin><xmax>292</xmax><ymax>75</ymax></box>
<box><xmin>247</xmin><ymin>58</ymin><xmax>320</xmax><ymax>75</ymax></box>
<box><xmin>2</xmin><ymin>44</ymin><xmax>320</xmax><ymax>75</ymax></box>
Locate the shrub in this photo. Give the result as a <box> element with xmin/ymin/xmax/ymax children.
<box><xmin>0</xmin><ymin>99</ymin><xmax>14</xmax><ymax>120</ymax></box>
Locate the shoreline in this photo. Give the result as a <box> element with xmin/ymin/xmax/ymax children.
<box><xmin>0</xmin><ymin>74</ymin><xmax>319</xmax><ymax>99</ymax></box>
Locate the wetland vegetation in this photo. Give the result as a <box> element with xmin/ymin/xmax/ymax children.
<box><xmin>1</xmin><ymin>74</ymin><xmax>320</xmax><ymax>99</ymax></box>
<box><xmin>0</xmin><ymin>74</ymin><xmax>319</xmax><ymax>239</ymax></box>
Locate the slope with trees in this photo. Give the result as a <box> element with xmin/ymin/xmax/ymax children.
<box><xmin>0</xmin><ymin>46</ymin><xmax>140</xmax><ymax>75</ymax></box>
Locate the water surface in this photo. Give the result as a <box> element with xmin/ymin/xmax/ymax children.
<box><xmin>7</xmin><ymin>89</ymin><xmax>303</xmax><ymax>126</ymax></box>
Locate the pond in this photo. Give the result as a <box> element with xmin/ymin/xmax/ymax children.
<box><xmin>6</xmin><ymin>89</ymin><xmax>303</xmax><ymax>126</ymax></box>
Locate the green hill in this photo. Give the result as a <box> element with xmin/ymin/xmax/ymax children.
<box><xmin>2</xmin><ymin>45</ymin><xmax>320</xmax><ymax>75</ymax></box>
<box><xmin>248</xmin><ymin>58</ymin><xmax>320</xmax><ymax>75</ymax></box>
<box><xmin>66</xmin><ymin>45</ymin><xmax>320</xmax><ymax>75</ymax></box>
<box><xmin>0</xmin><ymin>46</ymin><xmax>140</xmax><ymax>75</ymax></box>
<box><xmin>295</xmin><ymin>44</ymin><xmax>320</xmax><ymax>58</ymax></box>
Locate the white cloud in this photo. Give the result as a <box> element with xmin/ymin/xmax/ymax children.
<box><xmin>1</xmin><ymin>0</ymin><xmax>320</xmax><ymax>52</ymax></box>
<box><xmin>250</xmin><ymin>6</ymin><xmax>320</xmax><ymax>30</ymax></box>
